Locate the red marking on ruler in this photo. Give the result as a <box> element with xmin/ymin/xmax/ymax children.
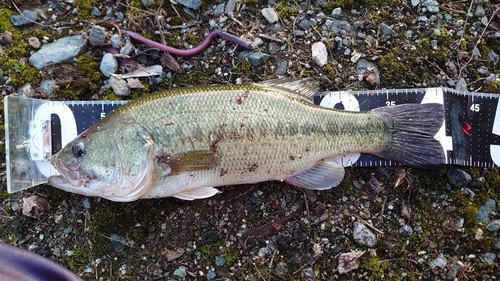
<box><xmin>463</xmin><ymin>121</ymin><xmax>472</xmax><ymax>136</ymax></box>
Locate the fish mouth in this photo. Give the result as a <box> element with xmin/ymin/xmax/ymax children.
<box><xmin>49</xmin><ymin>156</ymin><xmax>85</xmax><ymax>190</ymax></box>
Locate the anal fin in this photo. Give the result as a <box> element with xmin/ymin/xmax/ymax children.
<box><xmin>172</xmin><ymin>186</ymin><xmax>220</xmax><ymax>200</ymax></box>
<box><xmin>285</xmin><ymin>160</ymin><xmax>345</xmax><ymax>190</ymax></box>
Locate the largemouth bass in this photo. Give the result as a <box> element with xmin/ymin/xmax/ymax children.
<box><xmin>48</xmin><ymin>78</ymin><xmax>445</xmax><ymax>202</ymax></box>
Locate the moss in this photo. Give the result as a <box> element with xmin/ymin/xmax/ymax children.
<box><xmin>325</xmin><ymin>0</ymin><xmax>355</xmax><ymax>10</ymax></box>
<box><xmin>361</xmin><ymin>257</ymin><xmax>393</xmax><ymax>280</ymax></box>
<box><xmin>75</xmin><ymin>0</ymin><xmax>101</xmax><ymax>19</ymax></box>
<box><xmin>65</xmin><ymin>245</ymin><xmax>91</xmax><ymax>273</ymax></box>
<box><xmin>482</xmin><ymin>81</ymin><xmax>500</xmax><ymax>94</ymax></box>
<box><xmin>378</xmin><ymin>49</ymin><xmax>411</xmax><ymax>84</ymax></box>
<box><xmin>275</xmin><ymin>2</ymin><xmax>299</xmax><ymax>19</ymax></box>
<box><xmin>185</xmin><ymin>31</ymin><xmax>204</xmax><ymax>46</ymax></box>
<box><xmin>322</xmin><ymin>63</ymin><xmax>338</xmax><ymax>80</ymax></box>
<box><xmin>75</xmin><ymin>54</ymin><xmax>102</xmax><ymax>82</ymax></box>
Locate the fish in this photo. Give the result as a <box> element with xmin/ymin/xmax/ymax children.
<box><xmin>48</xmin><ymin>78</ymin><xmax>445</xmax><ymax>202</ymax></box>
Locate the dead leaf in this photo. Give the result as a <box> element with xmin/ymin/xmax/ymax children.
<box><xmin>363</xmin><ymin>176</ymin><xmax>382</xmax><ymax>198</ymax></box>
<box><xmin>162</xmin><ymin>248</ymin><xmax>185</xmax><ymax>262</ymax></box>
<box><xmin>22</xmin><ymin>195</ymin><xmax>49</xmax><ymax>219</ymax></box>
<box><xmin>337</xmin><ymin>251</ymin><xmax>365</xmax><ymax>274</ymax></box>
<box><xmin>127</xmin><ymin>78</ymin><xmax>145</xmax><ymax>89</ymax></box>
<box><xmin>114</xmin><ymin>65</ymin><xmax>163</xmax><ymax>79</ymax></box>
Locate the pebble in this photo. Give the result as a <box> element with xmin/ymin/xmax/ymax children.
<box><xmin>411</xmin><ymin>0</ymin><xmax>420</xmax><ymax>6</ymax></box>
<box><xmin>446</xmin><ymin>260</ymin><xmax>464</xmax><ymax>280</ymax></box>
<box><xmin>90</xmin><ymin>7</ymin><xmax>101</xmax><ymax>17</ymax></box>
<box><xmin>109</xmin><ymin>76</ymin><xmax>130</xmax><ymax>96</ymax></box>
<box><xmin>175</xmin><ymin>0</ymin><xmax>201</xmax><ymax>10</ymax></box>
<box><xmin>215</xmin><ymin>255</ymin><xmax>226</xmax><ymax>266</ymax></box>
<box><xmin>268</xmin><ymin>42</ymin><xmax>279</xmax><ymax>54</ymax></box>
<box><xmin>476</xmin><ymin>66</ymin><xmax>489</xmax><ymax>76</ymax></box>
<box><xmin>274</xmin><ymin>261</ymin><xmax>288</xmax><ymax>276</ymax></box>
<box><xmin>276</xmin><ymin>60</ymin><xmax>288</xmax><ymax>75</ymax></box>
<box><xmin>446</xmin><ymin>167</ymin><xmax>472</xmax><ymax>188</ymax></box>
<box><xmin>423</xmin><ymin>0</ymin><xmax>439</xmax><ymax>13</ymax></box>
<box><xmin>242</xmin><ymin>52</ymin><xmax>269</xmax><ymax>66</ymax></box>
<box><xmin>225</xmin><ymin>0</ymin><xmax>236</xmax><ymax>16</ymax></box>
<box><xmin>18</xmin><ymin>83</ymin><xmax>35</xmax><ymax>98</ymax></box>
<box><xmin>323</xmin><ymin>19</ymin><xmax>351</xmax><ymax>33</ymax></box>
<box><xmin>299</xmin><ymin>19</ymin><xmax>313</xmax><ymax>30</ymax></box>
<box><xmin>311</xmin><ymin>42</ymin><xmax>328</xmax><ymax>67</ymax></box>
<box><xmin>399</xmin><ymin>224</ymin><xmax>414</xmax><ymax>237</ymax></box>
<box><xmin>214</xmin><ymin>3</ymin><xmax>225</xmax><ymax>17</ymax></box>
<box><xmin>0</xmin><ymin>31</ymin><xmax>12</xmax><ymax>45</ymax></box>
<box><xmin>475</xmin><ymin>5</ymin><xmax>485</xmax><ymax>17</ymax></box>
<box><xmin>141</xmin><ymin>0</ymin><xmax>152</xmax><ymax>7</ymax></box>
<box><xmin>476</xmin><ymin>198</ymin><xmax>496</xmax><ymax>223</ymax></box>
<box><xmin>10</xmin><ymin>10</ymin><xmax>38</xmax><ymax>26</ymax></box>
<box><xmin>29</xmin><ymin>35</ymin><xmax>86</xmax><ymax>70</ymax></box>
<box><xmin>121</xmin><ymin>40</ymin><xmax>135</xmax><ymax>55</ymax></box>
<box><xmin>488</xmin><ymin>50</ymin><xmax>499</xmax><ymax>65</ymax></box>
<box><xmin>430</xmin><ymin>253</ymin><xmax>447</xmax><ymax>269</ymax></box>
<box><xmin>494</xmin><ymin>238</ymin><xmax>500</xmax><ymax>250</ymax></box>
<box><xmin>206</xmin><ymin>269</ymin><xmax>216</xmax><ymax>280</ymax></box>
<box><xmin>110</xmin><ymin>34</ymin><xmax>121</xmax><ymax>49</ymax></box>
<box><xmin>356</xmin><ymin>59</ymin><xmax>380</xmax><ymax>86</ymax></box>
<box><xmin>100</xmin><ymin>53</ymin><xmax>118</xmax><ymax>77</ymax></box>
<box><xmin>40</xmin><ymin>80</ymin><xmax>56</xmax><ymax>96</ymax></box>
<box><xmin>380</xmin><ymin>23</ymin><xmax>396</xmax><ymax>38</ymax></box>
<box><xmin>82</xmin><ymin>198</ymin><xmax>91</xmax><ymax>209</ymax></box>
<box><xmin>110</xmin><ymin>234</ymin><xmax>126</xmax><ymax>252</ymax></box>
<box><xmin>331</xmin><ymin>7</ymin><xmax>341</xmax><ymax>17</ymax></box>
<box><xmin>353</xmin><ymin>221</ymin><xmax>377</xmax><ymax>247</ymax></box>
<box><xmin>173</xmin><ymin>266</ymin><xmax>187</xmax><ymax>278</ymax></box>
<box><xmin>461</xmin><ymin>187</ymin><xmax>475</xmax><ymax>197</ymax></box>
<box><xmin>480</xmin><ymin>253</ymin><xmax>496</xmax><ymax>265</ymax></box>
<box><xmin>28</xmin><ymin>37</ymin><xmax>41</xmax><ymax>49</ymax></box>
<box><xmin>486</xmin><ymin>219</ymin><xmax>500</xmax><ymax>232</ymax></box>
<box><xmin>53</xmin><ymin>247</ymin><xmax>61</xmax><ymax>257</ymax></box>
<box><xmin>89</xmin><ymin>25</ymin><xmax>108</xmax><ymax>46</ymax></box>
<box><xmin>261</xmin><ymin>8</ymin><xmax>278</xmax><ymax>24</ymax></box>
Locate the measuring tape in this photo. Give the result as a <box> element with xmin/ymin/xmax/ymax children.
<box><xmin>4</xmin><ymin>87</ymin><xmax>499</xmax><ymax>193</ymax></box>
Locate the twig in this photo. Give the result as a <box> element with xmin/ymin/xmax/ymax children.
<box><xmin>355</xmin><ymin>217</ymin><xmax>384</xmax><ymax>235</ymax></box>
<box><xmin>11</xmin><ymin>0</ymin><xmax>47</xmax><ymax>27</ymax></box>
<box><xmin>124</xmin><ymin>30</ymin><xmax>254</xmax><ymax>56</ymax></box>
<box><xmin>378</xmin><ymin>258</ymin><xmax>419</xmax><ymax>265</ymax></box>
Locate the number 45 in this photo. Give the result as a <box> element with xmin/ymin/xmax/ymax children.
<box><xmin>470</xmin><ymin>104</ymin><xmax>480</xmax><ymax>112</ymax></box>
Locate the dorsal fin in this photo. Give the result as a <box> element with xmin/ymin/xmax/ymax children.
<box><xmin>260</xmin><ymin>78</ymin><xmax>320</xmax><ymax>103</ymax></box>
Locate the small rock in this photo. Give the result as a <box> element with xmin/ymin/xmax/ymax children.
<box><xmin>215</xmin><ymin>255</ymin><xmax>226</xmax><ymax>266</ymax></box>
<box><xmin>411</xmin><ymin>0</ymin><xmax>420</xmax><ymax>6</ymax></box>
<box><xmin>109</xmin><ymin>76</ymin><xmax>130</xmax><ymax>96</ymax></box>
<box><xmin>445</xmin><ymin>60</ymin><xmax>458</xmax><ymax>76</ymax></box>
<box><xmin>82</xmin><ymin>198</ymin><xmax>91</xmax><ymax>209</ymax></box>
<box><xmin>475</xmin><ymin>228</ymin><xmax>483</xmax><ymax>240</ymax></box>
<box><xmin>214</xmin><ymin>3</ymin><xmax>225</xmax><ymax>17</ymax></box>
<box><xmin>89</xmin><ymin>25</ymin><xmax>108</xmax><ymax>47</ymax></box>
<box><xmin>399</xmin><ymin>224</ymin><xmax>414</xmax><ymax>237</ymax></box>
<box><xmin>476</xmin><ymin>66</ymin><xmax>489</xmax><ymax>76</ymax></box>
<box><xmin>162</xmin><ymin>248</ymin><xmax>185</xmax><ymax>262</ymax></box>
<box><xmin>173</xmin><ymin>266</ymin><xmax>187</xmax><ymax>278</ymax></box>
<box><xmin>476</xmin><ymin>198</ymin><xmax>496</xmax><ymax>223</ymax></box>
<box><xmin>175</xmin><ymin>0</ymin><xmax>201</xmax><ymax>10</ymax></box>
<box><xmin>40</xmin><ymin>80</ymin><xmax>56</xmax><ymax>96</ymax></box>
<box><xmin>90</xmin><ymin>7</ymin><xmax>101</xmax><ymax>17</ymax></box>
<box><xmin>18</xmin><ymin>83</ymin><xmax>36</xmax><ymax>98</ymax></box>
<box><xmin>28</xmin><ymin>37</ymin><xmax>41</xmax><ymax>49</ymax></box>
<box><xmin>100</xmin><ymin>53</ymin><xmax>118</xmax><ymax>77</ymax></box>
<box><xmin>486</xmin><ymin>219</ymin><xmax>500</xmax><ymax>232</ymax></box>
<box><xmin>29</xmin><ymin>35</ymin><xmax>87</xmax><ymax>70</ymax></box>
<box><xmin>225</xmin><ymin>0</ymin><xmax>236</xmax><ymax>16</ymax></box>
<box><xmin>461</xmin><ymin>187</ymin><xmax>475</xmax><ymax>197</ymax></box>
<box><xmin>474</xmin><ymin>5</ymin><xmax>485</xmax><ymax>17</ymax></box>
<box><xmin>0</xmin><ymin>31</ymin><xmax>13</xmax><ymax>44</ymax></box>
<box><xmin>446</xmin><ymin>259</ymin><xmax>464</xmax><ymax>280</ymax></box>
<box><xmin>430</xmin><ymin>253</ymin><xmax>447</xmax><ymax>269</ymax></box>
<box><xmin>380</xmin><ymin>23</ymin><xmax>396</xmax><ymax>38</ymax></box>
<box><xmin>10</xmin><ymin>10</ymin><xmax>38</xmax><ymax>26</ymax></box>
<box><xmin>331</xmin><ymin>7</ymin><xmax>341</xmax><ymax>17</ymax></box>
<box><xmin>419</xmin><ymin>16</ymin><xmax>429</xmax><ymax>23</ymax></box>
<box><xmin>494</xmin><ymin>238</ymin><xmax>500</xmax><ymax>250</ymax></box>
<box><xmin>276</xmin><ymin>60</ymin><xmax>288</xmax><ymax>75</ymax></box>
<box><xmin>53</xmin><ymin>247</ymin><xmax>61</xmax><ymax>257</ymax></box>
<box><xmin>353</xmin><ymin>221</ymin><xmax>377</xmax><ymax>247</ymax></box>
<box><xmin>121</xmin><ymin>40</ymin><xmax>135</xmax><ymax>55</ymax></box>
<box><xmin>110</xmin><ymin>234</ymin><xmax>126</xmax><ymax>252</ymax></box>
<box><xmin>110</xmin><ymin>34</ymin><xmax>121</xmax><ymax>49</ymax></box>
<box><xmin>268</xmin><ymin>42</ymin><xmax>280</xmax><ymax>54</ymax></box>
<box><xmin>322</xmin><ymin>19</ymin><xmax>351</xmax><ymax>33</ymax></box>
<box><xmin>141</xmin><ymin>0</ymin><xmax>152</xmax><ymax>7</ymax></box>
<box><xmin>356</xmin><ymin>59</ymin><xmax>380</xmax><ymax>86</ymax></box>
<box><xmin>274</xmin><ymin>262</ymin><xmax>288</xmax><ymax>276</ymax></box>
<box><xmin>423</xmin><ymin>0</ymin><xmax>439</xmax><ymax>13</ymax></box>
<box><xmin>242</xmin><ymin>52</ymin><xmax>269</xmax><ymax>66</ymax></box>
<box><xmin>311</xmin><ymin>42</ymin><xmax>328</xmax><ymax>67</ymax></box>
<box><xmin>488</xmin><ymin>50</ymin><xmax>499</xmax><ymax>65</ymax></box>
<box><xmin>207</xmin><ymin>269</ymin><xmax>216</xmax><ymax>280</ymax></box>
<box><xmin>446</xmin><ymin>167</ymin><xmax>472</xmax><ymax>188</ymax></box>
<box><xmin>299</xmin><ymin>19</ymin><xmax>313</xmax><ymax>30</ymax></box>
<box><xmin>480</xmin><ymin>253</ymin><xmax>496</xmax><ymax>265</ymax></box>
<box><xmin>261</xmin><ymin>8</ymin><xmax>278</xmax><ymax>24</ymax></box>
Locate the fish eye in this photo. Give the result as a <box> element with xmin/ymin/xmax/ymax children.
<box><xmin>72</xmin><ymin>142</ymin><xmax>86</xmax><ymax>158</ymax></box>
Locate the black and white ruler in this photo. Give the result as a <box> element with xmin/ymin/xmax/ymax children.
<box><xmin>4</xmin><ymin>87</ymin><xmax>499</xmax><ymax>193</ymax></box>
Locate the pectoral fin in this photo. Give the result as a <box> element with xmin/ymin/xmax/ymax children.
<box><xmin>158</xmin><ymin>150</ymin><xmax>219</xmax><ymax>175</ymax></box>
<box><xmin>285</xmin><ymin>160</ymin><xmax>345</xmax><ymax>190</ymax></box>
<box><xmin>172</xmin><ymin>186</ymin><xmax>220</xmax><ymax>200</ymax></box>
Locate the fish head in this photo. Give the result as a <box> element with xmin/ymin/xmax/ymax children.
<box><xmin>48</xmin><ymin>120</ymin><xmax>156</xmax><ymax>202</ymax></box>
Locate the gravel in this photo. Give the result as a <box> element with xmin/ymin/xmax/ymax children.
<box><xmin>1</xmin><ymin>1</ymin><xmax>499</xmax><ymax>280</ymax></box>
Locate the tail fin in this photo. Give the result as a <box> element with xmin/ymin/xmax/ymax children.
<box><xmin>371</xmin><ymin>103</ymin><xmax>445</xmax><ymax>167</ymax></box>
